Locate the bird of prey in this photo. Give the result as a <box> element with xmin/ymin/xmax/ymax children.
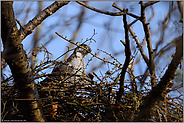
<box><xmin>39</xmin><ymin>44</ymin><xmax>91</xmax><ymax>97</ymax></box>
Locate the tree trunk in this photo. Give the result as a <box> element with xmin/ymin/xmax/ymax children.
<box><xmin>1</xmin><ymin>1</ymin><xmax>46</xmax><ymax>121</ymax></box>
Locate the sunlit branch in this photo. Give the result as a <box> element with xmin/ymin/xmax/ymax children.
<box><xmin>116</xmin><ymin>12</ymin><xmax>131</xmax><ymax>104</ymax></box>
<box><xmin>135</xmin><ymin>35</ymin><xmax>183</xmax><ymax>121</ymax></box>
<box><xmin>20</xmin><ymin>1</ymin><xmax>70</xmax><ymax>41</ymax></box>
<box><xmin>76</xmin><ymin>1</ymin><xmax>126</xmax><ymax>16</ymax></box>
<box><xmin>140</xmin><ymin>1</ymin><xmax>156</xmax><ymax>88</ymax></box>
<box><xmin>55</xmin><ymin>32</ymin><xmax>122</xmax><ymax>69</ymax></box>
<box><xmin>128</xmin><ymin>26</ymin><xmax>150</xmax><ymax>67</ymax></box>
<box><xmin>112</xmin><ymin>2</ymin><xmax>140</xmax><ymax>19</ymax></box>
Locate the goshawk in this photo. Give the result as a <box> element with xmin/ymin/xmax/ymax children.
<box><xmin>39</xmin><ymin>44</ymin><xmax>91</xmax><ymax>95</ymax></box>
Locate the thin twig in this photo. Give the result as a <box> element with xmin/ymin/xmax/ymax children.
<box><xmin>128</xmin><ymin>18</ymin><xmax>140</xmax><ymax>28</ymax></box>
<box><xmin>93</xmin><ymin>72</ymin><xmax>103</xmax><ymax>83</ymax></box>
<box><xmin>112</xmin><ymin>2</ymin><xmax>140</xmax><ymax>19</ymax></box>
<box><xmin>128</xmin><ymin>26</ymin><xmax>150</xmax><ymax>67</ymax></box>
<box><xmin>55</xmin><ymin>32</ymin><xmax>122</xmax><ymax>68</ymax></box>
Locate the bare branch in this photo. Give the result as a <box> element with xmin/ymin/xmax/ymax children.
<box><xmin>177</xmin><ymin>1</ymin><xmax>183</xmax><ymax>22</ymax></box>
<box><xmin>128</xmin><ymin>26</ymin><xmax>150</xmax><ymax>67</ymax></box>
<box><xmin>140</xmin><ymin>1</ymin><xmax>156</xmax><ymax>88</ymax></box>
<box><xmin>1</xmin><ymin>1</ymin><xmax>46</xmax><ymax>121</ymax></box>
<box><xmin>55</xmin><ymin>32</ymin><xmax>122</xmax><ymax>68</ymax></box>
<box><xmin>1</xmin><ymin>1</ymin><xmax>70</xmax><ymax>121</ymax></box>
<box><xmin>116</xmin><ymin>12</ymin><xmax>131</xmax><ymax>103</ymax></box>
<box><xmin>135</xmin><ymin>35</ymin><xmax>183</xmax><ymax>121</ymax></box>
<box><xmin>31</xmin><ymin>1</ymin><xmax>43</xmax><ymax>69</ymax></box>
<box><xmin>20</xmin><ymin>1</ymin><xmax>70</xmax><ymax>41</ymax></box>
<box><xmin>76</xmin><ymin>1</ymin><xmax>126</xmax><ymax>16</ymax></box>
<box><xmin>112</xmin><ymin>2</ymin><xmax>140</xmax><ymax>19</ymax></box>
<box><xmin>65</xmin><ymin>4</ymin><xmax>86</xmax><ymax>59</ymax></box>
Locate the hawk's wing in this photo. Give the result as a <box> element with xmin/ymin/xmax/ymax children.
<box><xmin>40</xmin><ymin>62</ymin><xmax>73</xmax><ymax>87</ymax></box>
<box><xmin>38</xmin><ymin>44</ymin><xmax>91</xmax><ymax>98</ymax></box>
<box><xmin>40</xmin><ymin>44</ymin><xmax>91</xmax><ymax>86</ymax></box>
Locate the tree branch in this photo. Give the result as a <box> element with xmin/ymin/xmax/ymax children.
<box><xmin>135</xmin><ymin>35</ymin><xmax>183</xmax><ymax>121</ymax></box>
<box><xmin>1</xmin><ymin>1</ymin><xmax>46</xmax><ymax>121</ymax></box>
<box><xmin>65</xmin><ymin>3</ymin><xmax>86</xmax><ymax>59</ymax></box>
<box><xmin>177</xmin><ymin>1</ymin><xmax>183</xmax><ymax>22</ymax></box>
<box><xmin>140</xmin><ymin>1</ymin><xmax>156</xmax><ymax>88</ymax></box>
<box><xmin>55</xmin><ymin>32</ymin><xmax>122</xmax><ymax>68</ymax></box>
<box><xmin>116</xmin><ymin>10</ymin><xmax>131</xmax><ymax>103</ymax></box>
<box><xmin>1</xmin><ymin>1</ymin><xmax>69</xmax><ymax>121</ymax></box>
<box><xmin>76</xmin><ymin>1</ymin><xmax>126</xmax><ymax>16</ymax></box>
<box><xmin>112</xmin><ymin>2</ymin><xmax>140</xmax><ymax>19</ymax></box>
<box><xmin>20</xmin><ymin>1</ymin><xmax>70</xmax><ymax>41</ymax></box>
<box><xmin>128</xmin><ymin>26</ymin><xmax>150</xmax><ymax>67</ymax></box>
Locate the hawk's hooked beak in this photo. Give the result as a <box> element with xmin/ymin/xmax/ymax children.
<box><xmin>76</xmin><ymin>44</ymin><xmax>91</xmax><ymax>55</ymax></box>
<box><xmin>83</xmin><ymin>46</ymin><xmax>91</xmax><ymax>56</ymax></box>
<box><xmin>86</xmin><ymin>46</ymin><xmax>91</xmax><ymax>53</ymax></box>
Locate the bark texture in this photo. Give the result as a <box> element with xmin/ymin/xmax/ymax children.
<box><xmin>1</xmin><ymin>1</ymin><xmax>69</xmax><ymax>121</ymax></box>
<box><xmin>1</xmin><ymin>1</ymin><xmax>46</xmax><ymax>121</ymax></box>
<box><xmin>135</xmin><ymin>35</ymin><xmax>183</xmax><ymax>121</ymax></box>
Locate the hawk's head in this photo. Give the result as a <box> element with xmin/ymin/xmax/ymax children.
<box><xmin>75</xmin><ymin>44</ymin><xmax>91</xmax><ymax>56</ymax></box>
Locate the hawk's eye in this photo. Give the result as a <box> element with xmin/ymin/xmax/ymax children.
<box><xmin>76</xmin><ymin>44</ymin><xmax>91</xmax><ymax>55</ymax></box>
